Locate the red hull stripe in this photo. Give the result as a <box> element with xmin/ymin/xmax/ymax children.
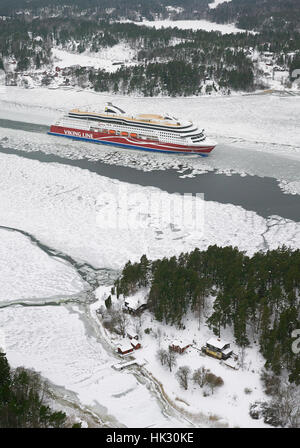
<box><xmin>49</xmin><ymin>126</ymin><xmax>215</xmax><ymax>154</ymax></box>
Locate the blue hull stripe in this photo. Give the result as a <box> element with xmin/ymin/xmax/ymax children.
<box><xmin>47</xmin><ymin>132</ymin><xmax>208</xmax><ymax>157</ymax></box>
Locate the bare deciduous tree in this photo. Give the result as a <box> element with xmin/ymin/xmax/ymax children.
<box><xmin>134</xmin><ymin>314</ymin><xmax>144</xmax><ymax>339</ymax></box>
<box><xmin>192</xmin><ymin>366</ymin><xmax>210</xmax><ymax>388</ymax></box>
<box><xmin>156</xmin><ymin>327</ymin><xmax>162</xmax><ymax>347</ymax></box>
<box><xmin>165</xmin><ymin>349</ymin><xmax>177</xmax><ymax>372</ymax></box>
<box><xmin>275</xmin><ymin>385</ymin><xmax>300</xmax><ymax>428</ymax></box>
<box><xmin>157</xmin><ymin>348</ymin><xmax>168</xmax><ymax>366</ymax></box>
<box><xmin>239</xmin><ymin>346</ymin><xmax>246</xmax><ymax>370</ymax></box>
<box><xmin>176</xmin><ymin>366</ymin><xmax>191</xmax><ymax>390</ymax></box>
<box><xmin>114</xmin><ymin>310</ymin><xmax>129</xmax><ymax>338</ymax></box>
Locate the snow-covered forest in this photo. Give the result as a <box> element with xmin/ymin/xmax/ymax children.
<box><xmin>0</xmin><ymin>2</ymin><xmax>299</xmax><ymax>95</ymax></box>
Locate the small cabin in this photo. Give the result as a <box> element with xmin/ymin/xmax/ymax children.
<box><xmin>130</xmin><ymin>340</ymin><xmax>141</xmax><ymax>350</ymax></box>
<box><xmin>117</xmin><ymin>343</ymin><xmax>134</xmax><ymax>356</ymax></box>
<box><xmin>169</xmin><ymin>341</ymin><xmax>191</xmax><ymax>354</ymax></box>
<box><xmin>124</xmin><ymin>297</ymin><xmax>147</xmax><ymax>315</ymax></box>
<box><xmin>202</xmin><ymin>337</ymin><xmax>232</xmax><ymax>360</ymax></box>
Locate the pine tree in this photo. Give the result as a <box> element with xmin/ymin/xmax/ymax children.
<box><xmin>0</xmin><ymin>351</ymin><xmax>11</xmax><ymax>405</ymax></box>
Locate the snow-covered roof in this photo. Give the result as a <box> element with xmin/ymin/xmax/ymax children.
<box><xmin>112</xmin><ymin>360</ymin><xmax>137</xmax><ymax>370</ymax></box>
<box><xmin>206</xmin><ymin>337</ymin><xmax>230</xmax><ymax>350</ymax></box>
<box><xmin>124</xmin><ymin>293</ymin><xmax>147</xmax><ymax>310</ymax></box>
<box><xmin>170</xmin><ymin>340</ymin><xmax>190</xmax><ymax>349</ymax></box>
<box><xmin>125</xmin><ymin>298</ymin><xmax>141</xmax><ymax>310</ymax></box>
<box><xmin>222</xmin><ymin>347</ymin><xmax>233</xmax><ymax>356</ymax></box>
<box><xmin>117</xmin><ymin>342</ymin><xmax>133</xmax><ymax>352</ymax></box>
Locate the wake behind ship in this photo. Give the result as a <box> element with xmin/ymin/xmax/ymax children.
<box><xmin>48</xmin><ymin>103</ymin><xmax>217</xmax><ymax>155</ymax></box>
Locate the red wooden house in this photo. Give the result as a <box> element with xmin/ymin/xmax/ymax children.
<box><xmin>117</xmin><ymin>342</ymin><xmax>134</xmax><ymax>355</ymax></box>
<box><xmin>169</xmin><ymin>340</ymin><xmax>191</xmax><ymax>354</ymax></box>
<box><xmin>130</xmin><ymin>340</ymin><xmax>141</xmax><ymax>350</ymax></box>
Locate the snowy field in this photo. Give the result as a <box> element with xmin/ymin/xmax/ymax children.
<box><xmin>52</xmin><ymin>44</ymin><xmax>137</xmax><ymax>73</ymax></box>
<box><xmin>0</xmin><ymin>228</ymin><xmax>85</xmax><ymax>304</ymax></box>
<box><xmin>133</xmin><ymin>19</ymin><xmax>245</xmax><ymax>34</ymax></box>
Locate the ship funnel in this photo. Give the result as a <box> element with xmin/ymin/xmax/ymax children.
<box><xmin>105</xmin><ymin>103</ymin><xmax>125</xmax><ymax>114</ymax></box>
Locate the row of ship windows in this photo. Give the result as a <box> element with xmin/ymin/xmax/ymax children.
<box><xmin>93</xmin><ymin>121</ymin><xmax>184</xmax><ymax>139</ymax></box>
<box><xmin>91</xmin><ymin>127</ymin><xmax>183</xmax><ymax>142</ymax></box>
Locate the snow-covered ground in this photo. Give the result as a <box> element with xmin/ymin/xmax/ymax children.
<box><xmin>134</xmin><ymin>19</ymin><xmax>245</xmax><ymax>34</ymax></box>
<box><xmin>0</xmin><ymin>228</ymin><xmax>85</xmax><ymax>304</ymax></box>
<box><xmin>252</xmin><ymin>50</ymin><xmax>291</xmax><ymax>92</ymax></box>
<box><xmin>52</xmin><ymin>44</ymin><xmax>137</xmax><ymax>73</ymax></box>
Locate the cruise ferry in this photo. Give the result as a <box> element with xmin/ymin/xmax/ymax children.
<box><xmin>48</xmin><ymin>103</ymin><xmax>217</xmax><ymax>155</ymax></box>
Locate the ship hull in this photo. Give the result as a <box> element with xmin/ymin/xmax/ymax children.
<box><xmin>48</xmin><ymin>125</ymin><xmax>215</xmax><ymax>155</ymax></box>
